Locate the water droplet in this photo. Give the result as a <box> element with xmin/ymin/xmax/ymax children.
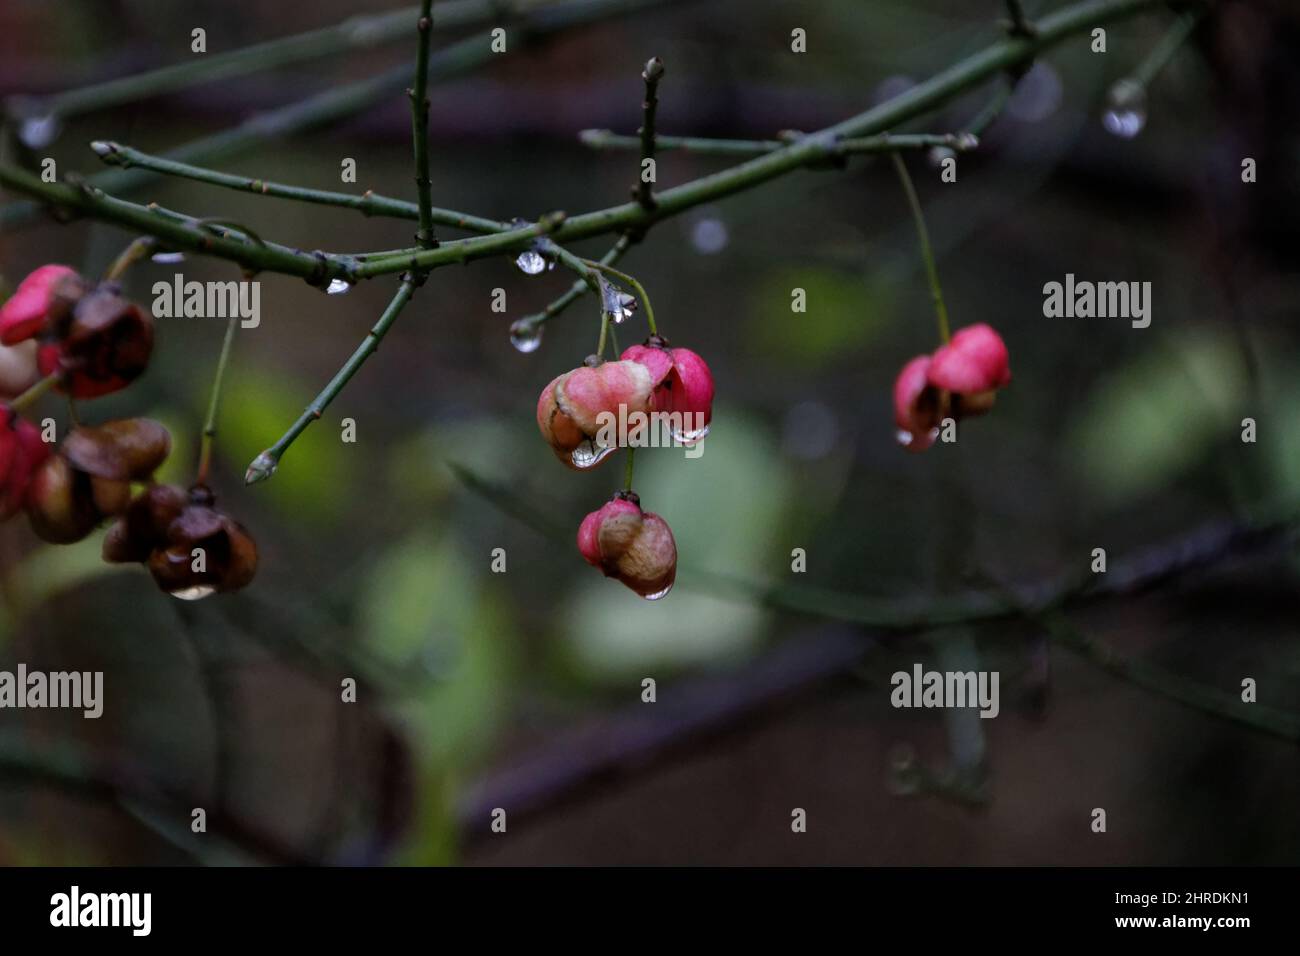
<box><xmin>600</xmin><ymin>282</ymin><xmax>637</xmax><ymax>324</ymax></box>
<box><xmin>642</xmin><ymin>583</ymin><xmax>674</xmax><ymax>601</ymax></box>
<box><xmin>326</xmin><ymin>278</ymin><xmax>352</xmax><ymax>295</ymax></box>
<box><xmin>1102</xmin><ymin>80</ymin><xmax>1147</xmax><ymax>138</ymax></box>
<box><xmin>1007</xmin><ymin>63</ymin><xmax>1063</xmax><ymax>123</ymax></box>
<box><xmin>151</xmin><ymin>251</ymin><xmax>187</xmax><ymax>264</ymax></box>
<box><xmin>671</xmin><ymin>423</ymin><xmax>709</xmax><ymax>446</ymax></box>
<box><xmin>927</xmin><ymin>146</ymin><xmax>956</xmax><ymax>169</ymax></box>
<box><xmin>896</xmin><ymin>427</ymin><xmax>939</xmax><ymax>448</ymax></box>
<box><xmin>509</xmin><ymin>320</ymin><xmax>543</xmax><ymax>353</ymax></box>
<box><xmin>18</xmin><ymin>114</ymin><xmax>60</xmax><ymax>149</ymax></box>
<box><xmin>515</xmin><ymin>250</ymin><xmax>546</xmax><ymax>275</ymax></box>
<box><xmin>1097</xmin><ymin>85</ymin><xmax>1149</xmax><ymax>140</ymax></box>
<box><xmin>170</xmin><ymin>585</ymin><xmax>216</xmax><ymax>601</ymax></box>
<box><xmin>570</xmin><ymin>439</ymin><xmax>615</xmax><ymax>469</ymax></box>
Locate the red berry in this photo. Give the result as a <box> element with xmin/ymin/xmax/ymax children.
<box><xmin>927</xmin><ymin>323</ymin><xmax>1011</xmax><ymax>407</ymax></box>
<box><xmin>0</xmin><ymin>265</ymin><xmax>85</xmax><ymax>345</ymax></box>
<box><xmin>892</xmin><ymin>355</ymin><xmax>946</xmax><ymax>451</ymax></box>
<box><xmin>37</xmin><ymin>288</ymin><xmax>154</xmax><ymax>399</ymax></box>
<box><xmin>621</xmin><ymin>336</ymin><xmax>714</xmax><ymax>444</ymax></box>
<box><xmin>892</xmin><ymin>324</ymin><xmax>1011</xmax><ymax>450</ymax></box>
<box><xmin>0</xmin><ymin>415</ymin><xmax>51</xmax><ymax>519</ymax></box>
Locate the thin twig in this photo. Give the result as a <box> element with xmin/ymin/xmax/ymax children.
<box><xmin>1044</xmin><ymin>613</ymin><xmax>1300</xmax><ymax>742</ymax></box>
<box><xmin>102</xmin><ymin>235</ymin><xmax>158</xmax><ymax>281</ymax></box>
<box><xmin>583</xmin><ymin>259</ymin><xmax>657</xmax><ymax>335</ymax></box>
<box><xmin>510</xmin><ymin>234</ymin><xmax>632</xmax><ymax>340</ymax></box>
<box><xmin>196</xmin><ymin>315</ymin><xmax>240</xmax><ymax>486</ymax></box>
<box><xmin>409</xmin><ymin>0</ymin><xmax>439</xmax><ymax>251</ymax></box>
<box><xmin>0</xmin><ymin>0</ymin><xmax>687</xmax><ymax>231</ymax></box>
<box><xmin>0</xmin><ymin>164</ymin><xmax>363</xmax><ymax>284</ymax></box>
<box><xmin>3</xmin><ymin>1</ymin><xmax>1188</xmax><ymax>283</ymax></box>
<box><xmin>246</xmin><ymin>276</ymin><xmax>419</xmax><ymax>483</ymax></box>
<box><xmin>2</xmin><ymin>0</ymin><xmax>503</xmax><ymax>123</ymax></box>
<box><xmin>1129</xmin><ymin>6</ymin><xmax>1203</xmax><ymax>89</ymax></box>
<box><xmin>580</xmin><ymin>129</ymin><xmax>978</xmax><ymax>157</ymax></box>
<box><xmin>891</xmin><ymin>152</ymin><xmax>950</xmax><ymax>342</ymax></box>
<box><xmin>0</xmin><ymin>733</ymin><xmax>312</xmax><ymax>864</ymax></box>
<box><xmin>634</xmin><ymin>57</ymin><xmax>663</xmax><ymax>210</ymax></box>
<box><xmin>1004</xmin><ymin>0</ymin><xmax>1038</xmax><ymax>38</ymax></box>
<box><xmin>91</xmin><ymin>141</ymin><xmax>509</xmax><ymax>233</ymax></box>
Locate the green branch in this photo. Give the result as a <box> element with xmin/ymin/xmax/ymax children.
<box><xmin>580</xmin><ymin>129</ymin><xmax>979</xmax><ymax>157</ymax></box>
<box><xmin>353</xmin><ymin>0</ymin><xmax>1189</xmax><ymax>279</ymax></box>
<box><xmin>3</xmin><ymin>0</ymin><xmax>1187</xmax><ymax>282</ymax></box>
<box><xmin>0</xmin><ymin>0</ymin><xmax>686</xmax><ymax>231</ymax></box>
<box><xmin>197</xmin><ymin>315</ymin><xmax>240</xmax><ymax>486</ymax></box>
<box><xmin>1128</xmin><ymin>6</ymin><xmax>1203</xmax><ymax>89</ymax></box>
<box><xmin>2</xmin><ymin>0</ymin><xmax>505</xmax><ymax>124</ymax></box>
<box><xmin>634</xmin><ymin>57</ymin><xmax>663</xmax><ymax>210</ymax></box>
<box><xmin>511</xmin><ymin>234</ymin><xmax>632</xmax><ymax>340</ymax></box>
<box><xmin>0</xmin><ymin>163</ymin><xmax>361</xmax><ymax>284</ymax></box>
<box><xmin>410</xmin><ymin>0</ymin><xmax>439</xmax><ymax>250</ymax></box>
<box><xmin>246</xmin><ymin>276</ymin><xmax>420</xmax><ymax>483</ymax></box>
<box><xmin>1044</xmin><ymin>614</ymin><xmax>1300</xmax><ymax>743</ymax></box>
<box><xmin>1003</xmin><ymin>0</ymin><xmax>1038</xmax><ymax>38</ymax></box>
<box><xmin>91</xmin><ymin>141</ymin><xmax>509</xmax><ymax>233</ymax></box>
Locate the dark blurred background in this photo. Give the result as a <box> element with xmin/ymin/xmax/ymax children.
<box><xmin>1</xmin><ymin>0</ymin><xmax>1298</xmax><ymax>865</ymax></box>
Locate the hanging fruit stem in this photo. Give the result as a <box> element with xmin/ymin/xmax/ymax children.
<box><xmin>624</xmin><ymin>447</ymin><xmax>636</xmax><ymax>491</ymax></box>
<box><xmin>596</xmin><ymin>303</ymin><xmax>610</xmax><ymax>358</ymax></box>
<box><xmin>8</xmin><ymin>371</ymin><xmax>62</xmax><ymax>413</ymax></box>
<box><xmin>891</xmin><ymin>151</ymin><xmax>951</xmax><ymax>343</ymax></box>
<box><xmin>197</xmin><ymin>314</ymin><xmax>239</xmax><ymax>485</ymax></box>
<box><xmin>103</xmin><ymin>236</ymin><xmax>158</xmax><ymax>282</ymax></box>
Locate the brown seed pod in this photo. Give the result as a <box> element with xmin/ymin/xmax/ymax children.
<box><xmin>25</xmin><ymin>456</ymin><xmax>101</xmax><ymax>544</ymax></box>
<box><xmin>147</xmin><ymin>501</ymin><xmax>259</xmax><ymax>598</ymax></box>
<box><xmin>61</xmin><ymin>418</ymin><xmax>171</xmax><ymax>480</ymax></box>
<box><xmin>40</xmin><ymin>288</ymin><xmax>155</xmax><ymax>400</ymax></box>
<box><xmin>102</xmin><ymin>483</ymin><xmax>188</xmax><ymax>564</ymax></box>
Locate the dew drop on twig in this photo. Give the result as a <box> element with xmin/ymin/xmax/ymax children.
<box><xmin>170</xmin><ymin>585</ymin><xmax>216</xmax><ymax>601</ymax></box>
<box><xmin>600</xmin><ymin>280</ymin><xmax>637</xmax><ymax>324</ymax></box>
<box><xmin>509</xmin><ymin>320</ymin><xmax>543</xmax><ymax>353</ymax></box>
<box><xmin>1102</xmin><ymin>79</ymin><xmax>1147</xmax><ymax>139</ymax></box>
<box><xmin>1006</xmin><ymin>63</ymin><xmax>1062</xmax><ymax>123</ymax></box>
<box><xmin>326</xmin><ymin>278</ymin><xmax>353</xmax><ymax>295</ymax></box>
<box><xmin>151</xmin><ymin>251</ymin><xmax>187</xmax><ymax>264</ymax></box>
<box><xmin>515</xmin><ymin>250</ymin><xmax>547</xmax><ymax>275</ymax></box>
